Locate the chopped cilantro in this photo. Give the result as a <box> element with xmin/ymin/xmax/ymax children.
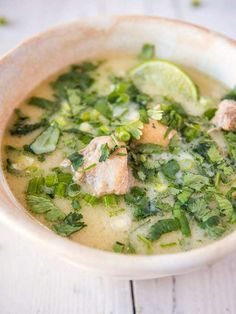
<box><xmin>161</xmin><ymin>159</ymin><xmax>180</xmax><ymax>179</ymax></box>
<box><xmin>124</xmin><ymin>187</ymin><xmax>156</xmax><ymax>220</ymax></box>
<box><xmin>215</xmin><ymin>194</ymin><xmax>234</xmax><ymax>222</ymax></box>
<box><xmin>203</xmin><ymin>108</ymin><xmax>217</xmax><ymax>120</ymax></box>
<box><xmin>207</xmin><ymin>145</ymin><xmax>223</xmax><ymax>163</ymax></box>
<box><xmin>72</xmin><ymin>199</ymin><xmax>81</xmax><ymax>210</ymax></box>
<box><xmin>183</xmin><ymin>173</ymin><xmax>209</xmax><ymax>191</ymax></box>
<box><xmin>95</xmin><ymin>98</ymin><xmax>113</xmax><ymax>119</ymax></box>
<box><xmin>138</xmin><ymin>43</ymin><xmax>155</xmax><ymax>61</ymax></box>
<box><xmin>52</xmin><ymin>212</ymin><xmax>86</xmax><ymax>236</ymax></box>
<box><xmin>10</xmin><ymin>109</ymin><xmax>48</xmax><ymax>136</ymax></box>
<box><xmin>28</xmin><ymin>97</ymin><xmax>55</xmax><ymax>110</ymax></box>
<box><xmin>26</xmin><ymin>194</ymin><xmax>65</xmax><ymax>222</ymax></box>
<box><xmin>99</xmin><ymin>143</ymin><xmax>110</xmax><ymax>162</ymax></box>
<box><xmin>68</xmin><ymin>152</ymin><xmax>84</xmax><ymax>170</ymax></box>
<box><xmin>177</xmin><ymin>189</ymin><xmax>192</xmax><ymax>204</ymax></box>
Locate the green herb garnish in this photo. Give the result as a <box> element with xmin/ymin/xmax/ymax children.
<box><xmin>68</xmin><ymin>152</ymin><xmax>84</xmax><ymax>170</ymax></box>
<box><xmin>52</xmin><ymin>212</ymin><xmax>86</xmax><ymax>236</ymax></box>
<box><xmin>99</xmin><ymin>143</ymin><xmax>110</xmax><ymax>162</ymax></box>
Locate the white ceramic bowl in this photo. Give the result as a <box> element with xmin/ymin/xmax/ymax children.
<box><xmin>0</xmin><ymin>16</ymin><xmax>236</xmax><ymax>279</ymax></box>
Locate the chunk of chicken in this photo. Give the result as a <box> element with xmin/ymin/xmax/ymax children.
<box><xmin>136</xmin><ymin>119</ymin><xmax>176</xmax><ymax>147</ymax></box>
<box><xmin>212</xmin><ymin>99</ymin><xmax>236</xmax><ymax>131</ymax></box>
<box><xmin>64</xmin><ymin>136</ymin><xmax>131</xmax><ymax>197</ymax></box>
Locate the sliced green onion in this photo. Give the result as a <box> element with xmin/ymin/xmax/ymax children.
<box><xmin>113</xmin><ymin>241</ymin><xmax>125</xmax><ymax>253</ymax></box>
<box><xmin>45</xmin><ymin>174</ymin><xmax>57</xmax><ymax>187</ymax></box>
<box><xmin>27</xmin><ymin>177</ymin><xmax>44</xmax><ymax>195</ymax></box>
<box><xmin>55</xmin><ymin>182</ymin><xmax>67</xmax><ymax>197</ymax></box>
<box><xmin>116</xmin><ymin>129</ymin><xmax>131</xmax><ymax>142</ymax></box>
<box><xmin>215</xmin><ymin>172</ymin><xmax>221</xmax><ymax>188</ymax></box>
<box><xmin>137</xmin><ymin>234</ymin><xmax>153</xmax><ymax>254</ymax></box>
<box><xmin>103</xmin><ymin>194</ymin><xmax>118</xmax><ymax>208</ymax></box>
<box><xmin>126</xmin><ymin>242</ymin><xmax>136</xmax><ymax>254</ymax></box>
<box><xmin>83</xmin><ymin>193</ymin><xmax>99</xmax><ymax>205</ymax></box>
<box><xmin>179</xmin><ymin>159</ymin><xmax>194</xmax><ymax>171</ymax></box>
<box><xmin>83</xmin><ymin>163</ymin><xmax>97</xmax><ymax>172</ymax></box>
<box><xmin>57</xmin><ymin>172</ymin><xmax>73</xmax><ymax>184</ymax></box>
<box><xmin>160</xmin><ymin>242</ymin><xmax>177</xmax><ymax>248</ymax></box>
<box><xmin>67</xmin><ymin>183</ymin><xmax>80</xmax><ymax>197</ymax></box>
<box><xmin>108</xmin><ymin>208</ymin><xmax>125</xmax><ymax>217</ymax></box>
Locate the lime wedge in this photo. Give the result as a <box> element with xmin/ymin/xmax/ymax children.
<box><xmin>129</xmin><ymin>59</ymin><xmax>198</xmax><ymax>104</ymax></box>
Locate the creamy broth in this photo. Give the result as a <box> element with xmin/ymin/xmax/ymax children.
<box><xmin>3</xmin><ymin>52</ymin><xmax>236</xmax><ymax>255</ymax></box>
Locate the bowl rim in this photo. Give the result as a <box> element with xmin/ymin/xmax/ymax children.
<box><xmin>1</xmin><ymin>15</ymin><xmax>236</xmax><ymax>278</ymax></box>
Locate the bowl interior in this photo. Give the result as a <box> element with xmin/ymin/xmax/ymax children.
<box><xmin>0</xmin><ymin>16</ymin><xmax>236</xmax><ymax>279</ymax></box>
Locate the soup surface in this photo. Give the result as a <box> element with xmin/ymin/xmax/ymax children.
<box><xmin>3</xmin><ymin>45</ymin><xmax>236</xmax><ymax>255</ymax></box>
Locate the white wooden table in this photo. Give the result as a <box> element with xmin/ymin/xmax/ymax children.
<box><xmin>0</xmin><ymin>1</ymin><xmax>236</xmax><ymax>313</ymax></box>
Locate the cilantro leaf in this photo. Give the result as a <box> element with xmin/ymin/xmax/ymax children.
<box><xmin>28</xmin><ymin>97</ymin><xmax>55</xmax><ymax>110</ymax></box>
<box><xmin>138</xmin><ymin>44</ymin><xmax>155</xmax><ymax>61</ymax></box>
<box><xmin>67</xmin><ymin>89</ymin><xmax>84</xmax><ymax>115</ymax></box>
<box><xmin>99</xmin><ymin>143</ymin><xmax>110</xmax><ymax>162</ymax></box>
<box><xmin>10</xmin><ymin>109</ymin><xmax>48</xmax><ymax>136</ymax></box>
<box><xmin>183</xmin><ymin>173</ymin><xmax>209</xmax><ymax>191</ymax></box>
<box><xmin>124</xmin><ymin>187</ymin><xmax>156</xmax><ymax>220</ymax></box>
<box><xmin>52</xmin><ymin>212</ymin><xmax>86</xmax><ymax>236</ymax></box>
<box><xmin>215</xmin><ymin>194</ymin><xmax>234</xmax><ymax>221</ymax></box>
<box><xmin>188</xmin><ymin>198</ymin><xmax>219</xmax><ymax>223</ymax></box>
<box><xmin>95</xmin><ymin>98</ymin><xmax>113</xmax><ymax>119</ymax></box>
<box><xmin>203</xmin><ymin>108</ymin><xmax>217</xmax><ymax>120</ymax></box>
<box><xmin>161</xmin><ymin>159</ymin><xmax>180</xmax><ymax>179</ymax></box>
<box><xmin>51</xmin><ymin>63</ymin><xmax>96</xmax><ymax>98</ymax></box>
<box><xmin>26</xmin><ymin>194</ymin><xmax>65</xmax><ymax>221</ymax></box>
<box><xmin>68</xmin><ymin>152</ymin><xmax>84</xmax><ymax>170</ymax></box>
<box><xmin>207</xmin><ymin>146</ymin><xmax>223</xmax><ymax>163</ymax></box>
<box><xmin>202</xmin><ymin>216</ymin><xmax>226</xmax><ymax>238</ymax></box>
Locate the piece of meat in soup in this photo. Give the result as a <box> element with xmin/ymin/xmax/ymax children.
<box><xmin>212</xmin><ymin>99</ymin><xmax>236</xmax><ymax>131</ymax></box>
<box><xmin>62</xmin><ymin>136</ymin><xmax>131</xmax><ymax>197</ymax></box>
<box><xmin>136</xmin><ymin>119</ymin><xmax>176</xmax><ymax>147</ymax></box>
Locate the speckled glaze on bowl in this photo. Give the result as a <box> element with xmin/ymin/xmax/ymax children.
<box><xmin>0</xmin><ymin>16</ymin><xmax>236</xmax><ymax>279</ymax></box>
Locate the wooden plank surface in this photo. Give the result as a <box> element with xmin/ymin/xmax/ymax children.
<box><xmin>0</xmin><ymin>223</ymin><xmax>133</xmax><ymax>314</ymax></box>
<box><xmin>0</xmin><ymin>1</ymin><xmax>236</xmax><ymax>313</ymax></box>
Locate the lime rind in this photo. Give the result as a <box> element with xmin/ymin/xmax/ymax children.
<box><xmin>129</xmin><ymin>59</ymin><xmax>199</xmax><ymax>103</ymax></box>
